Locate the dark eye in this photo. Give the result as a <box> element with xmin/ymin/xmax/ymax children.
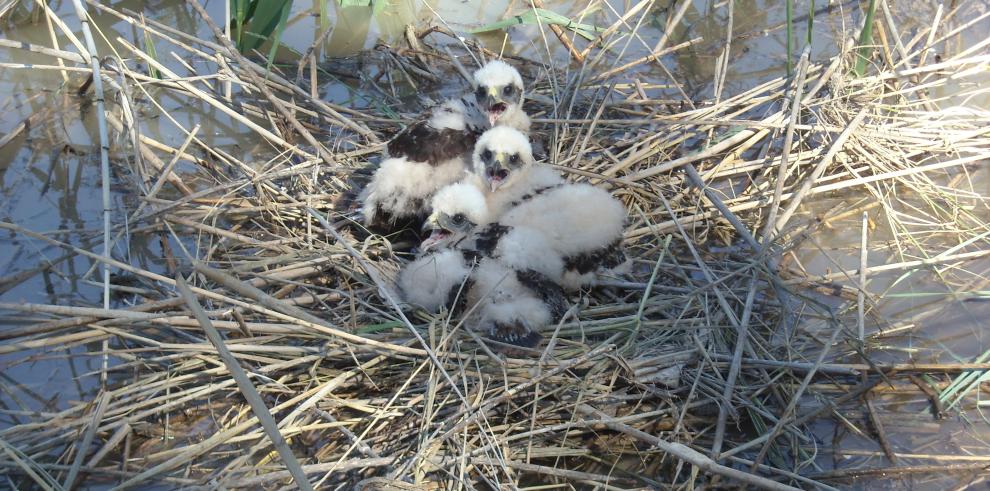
<box><xmin>452</xmin><ymin>213</ymin><xmax>466</xmax><ymax>225</ymax></box>
<box><xmin>509</xmin><ymin>153</ymin><xmax>519</xmax><ymax>165</ymax></box>
<box><xmin>503</xmin><ymin>85</ymin><xmax>514</xmax><ymax>95</ymax></box>
<box><xmin>475</xmin><ymin>86</ymin><xmax>487</xmax><ymax>98</ymax></box>
<box><xmin>481</xmin><ymin>149</ymin><xmax>492</xmax><ymax>161</ymax></box>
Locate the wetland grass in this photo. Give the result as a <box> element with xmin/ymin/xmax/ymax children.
<box><xmin>1</xmin><ymin>0</ymin><xmax>989</xmax><ymax>489</ymax></box>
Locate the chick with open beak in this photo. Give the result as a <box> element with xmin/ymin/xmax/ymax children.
<box><xmin>473</xmin><ymin>60</ymin><xmax>526</xmax><ymax>128</ymax></box>
<box><xmin>472</xmin><ymin>126</ymin><xmax>534</xmax><ymax>194</ymax></box>
<box><xmin>419</xmin><ymin>182</ymin><xmax>490</xmax><ymax>252</ymax></box>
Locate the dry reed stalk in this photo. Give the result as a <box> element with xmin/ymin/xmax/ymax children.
<box><xmin>175</xmin><ymin>275</ymin><xmax>314</xmax><ymax>490</ymax></box>
<box><xmin>2</xmin><ymin>2</ymin><xmax>989</xmax><ymax>489</ymax></box>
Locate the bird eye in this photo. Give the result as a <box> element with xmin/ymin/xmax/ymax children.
<box><xmin>481</xmin><ymin>149</ymin><xmax>492</xmax><ymax>161</ymax></box>
<box><xmin>475</xmin><ymin>86</ymin><xmax>487</xmax><ymax>98</ymax></box>
<box><xmin>509</xmin><ymin>154</ymin><xmax>519</xmax><ymax>165</ymax></box>
<box><xmin>503</xmin><ymin>85</ymin><xmax>514</xmax><ymax>95</ymax></box>
<box><xmin>452</xmin><ymin>213</ymin><xmax>466</xmax><ymax>225</ymax></box>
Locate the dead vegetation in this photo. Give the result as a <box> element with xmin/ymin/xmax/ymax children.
<box><xmin>1</xmin><ymin>1</ymin><xmax>990</xmax><ymax>489</ymax></box>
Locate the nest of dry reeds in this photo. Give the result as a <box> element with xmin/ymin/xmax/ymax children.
<box><xmin>2</xmin><ymin>1</ymin><xmax>990</xmax><ymax>490</ymax></box>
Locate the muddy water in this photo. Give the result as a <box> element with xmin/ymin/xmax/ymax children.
<box><xmin>1</xmin><ymin>0</ymin><xmax>988</xmax><ymax>489</ymax></box>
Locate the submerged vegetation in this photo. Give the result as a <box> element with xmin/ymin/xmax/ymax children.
<box><xmin>1</xmin><ymin>0</ymin><xmax>989</xmax><ymax>489</ymax></box>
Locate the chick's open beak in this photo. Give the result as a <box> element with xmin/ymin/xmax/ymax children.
<box><xmin>485</xmin><ymin>153</ymin><xmax>511</xmax><ymax>192</ymax></box>
<box><xmin>419</xmin><ymin>213</ymin><xmax>451</xmax><ymax>252</ymax></box>
<box><xmin>484</xmin><ymin>86</ymin><xmax>507</xmax><ymax>126</ymax></box>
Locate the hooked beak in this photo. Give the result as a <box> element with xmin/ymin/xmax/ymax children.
<box><xmin>419</xmin><ymin>213</ymin><xmax>451</xmax><ymax>252</ymax></box>
<box><xmin>485</xmin><ymin>154</ymin><xmax>511</xmax><ymax>192</ymax></box>
<box><xmin>421</xmin><ymin>213</ymin><xmax>439</xmax><ymax>233</ymax></box>
<box><xmin>484</xmin><ymin>87</ymin><xmax>507</xmax><ymax>126</ymax></box>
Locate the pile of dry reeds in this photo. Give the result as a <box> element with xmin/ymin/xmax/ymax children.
<box><xmin>2</xmin><ymin>1</ymin><xmax>990</xmax><ymax>489</ymax></box>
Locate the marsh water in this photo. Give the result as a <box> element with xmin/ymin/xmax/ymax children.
<box><xmin>1</xmin><ymin>0</ymin><xmax>989</xmax><ymax>489</ymax></box>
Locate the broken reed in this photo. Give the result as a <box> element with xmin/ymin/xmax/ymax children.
<box><xmin>1</xmin><ymin>0</ymin><xmax>989</xmax><ymax>489</ymax></box>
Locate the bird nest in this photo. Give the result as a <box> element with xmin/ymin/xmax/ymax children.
<box><xmin>2</xmin><ymin>3</ymin><xmax>990</xmax><ymax>490</ymax></box>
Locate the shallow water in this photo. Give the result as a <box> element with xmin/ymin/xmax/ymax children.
<box><xmin>1</xmin><ymin>0</ymin><xmax>989</xmax><ymax>489</ymax></box>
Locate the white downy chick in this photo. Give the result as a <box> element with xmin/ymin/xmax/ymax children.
<box><xmin>359</xmin><ymin>60</ymin><xmax>530</xmax><ymax>232</ymax></box>
<box><xmin>498</xmin><ymin>183</ymin><xmax>628</xmax><ymax>290</ymax></box>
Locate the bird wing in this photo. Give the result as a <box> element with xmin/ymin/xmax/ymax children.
<box><xmin>514</xmin><ymin>269</ymin><xmax>569</xmax><ymax>319</ymax></box>
<box><xmin>387</xmin><ymin>124</ymin><xmax>479</xmax><ymax>166</ymax></box>
<box><xmin>562</xmin><ymin>239</ymin><xmax>627</xmax><ymax>275</ymax></box>
<box><xmin>387</xmin><ymin>97</ymin><xmax>484</xmax><ymax>166</ymax></box>
<box><xmin>470</xmin><ymin>223</ymin><xmax>513</xmax><ymax>257</ymax></box>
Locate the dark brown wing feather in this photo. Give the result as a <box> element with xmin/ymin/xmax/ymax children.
<box><xmin>488</xmin><ymin>321</ymin><xmax>543</xmax><ymax>349</ymax></box>
<box><xmin>515</xmin><ymin>269</ymin><xmax>569</xmax><ymax>319</ymax></box>
<box><xmin>472</xmin><ymin>223</ymin><xmax>512</xmax><ymax>257</ymax></box>
<box><xmin>387</xmin><ymin>124</ymin><xmax>479</xmax><ymax>165</ymax></box>
<box><xmin>563</xmin><ymin>240</ymin><xmax>627</xmax><ymax>275</ymax></box>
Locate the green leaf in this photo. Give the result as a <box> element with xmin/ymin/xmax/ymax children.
<box><xmin>786</xmin><ymin>0</ymin><xmax>792</xmax><ymax>76</ymax></box>
<box><xmin>471</xmin><ymin>8</ymin><xmax>605</xmax><ymax>41</ymax></box>
<box><xmin>853</xmin><ymin>0</ymin><xmax>879</xmax><ymax>77</ymax></box>
<box><xmin>265</xmin><ymin>1</ymin><xmax>294</xmax><ymax>69</ymax></box>
<box><xmin>142</xmin><ymin>26</ymin><xmax>161</xmax><ymax>79</ymax></box>
<box><xmin>356</xmin><ymin>320</ymin><xmax>404</xmax><ymax>334</ymax></box>
<box><xmin>230</xmin><ymin>0</ymin><xmax>252</xmax><ymax>48</ymax></box>
<box><xmin>235</xmin><ymin>0</ymin><xmax>294</xmax><ymax>54</ymax></box>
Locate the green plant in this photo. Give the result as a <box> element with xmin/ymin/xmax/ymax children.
<box><xmin>786</xmin><ymin>0</ymin><xmax>793</xmax><ymax>75</ymax></box>
<box><xmin>470</xmin><ymin>7</ymin><xmax>605</xmax><ymax>41</ymax></box>
<box><xmin>230</xmin><ymin>0</ymin><xmax>293</xmax><ymax>67</ymax></box>
<box><xmin>853</xmin><ymin>0</ymin><xmax>879</xmax><ymax>77</ymax></box>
